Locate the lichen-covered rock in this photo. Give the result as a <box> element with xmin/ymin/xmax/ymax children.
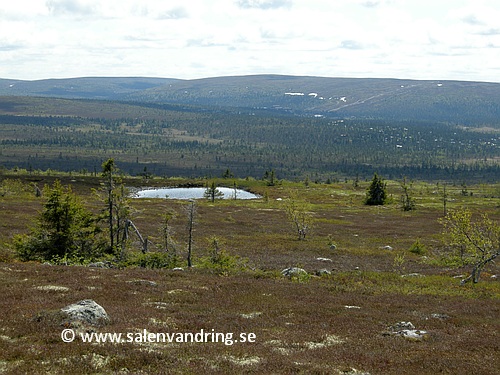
<box><xmin>315</xmin><ymin>269</ymin><xmax>332</xmax><ymax>276</ymax></box>
<box><xmin>340</xmin><ymin>368</ymin><xmax>371</xmax><ymax>375</ymax></box>
<box><xmin>281</xmin><ymin>267</ymin><xmax>307</xmax><ymax>277</ymax></box>
<box><xmin>384</xmin><ymin>321</ymin><xmax>428</xmax><ymax>341</ymax></box>
<box><xmin>390</xmin><ymin>321</ymin><xmax>415</xmax><ymax>331</ymax></box>
<box><xmin>61</xmin><ymin>299</ymin><xmax>110</xmax><ymax>327</ymax></box>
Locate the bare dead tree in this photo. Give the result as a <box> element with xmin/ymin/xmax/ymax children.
<box><xmin>161</xmin><ymin>209</ymin><xmax>176</xmax><ymax>254</ymax></box>
<box><xmin>123</xmin><ymin>219</ymin><xmax>148</xmax><ymax>254</ymax></box>
<box><xmin>186</xmin><ymin>200</ymin><xmax>197</xmax><ymax>268</ymax></box>
<box><xmin>442</xmin><ymin>183</ymin><xmax>448</xmax><ymax>217</ymax></box>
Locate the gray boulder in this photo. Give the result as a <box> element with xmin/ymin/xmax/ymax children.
<box><xmin>316</xmin><ymin>269</ymin><xmax>332</xmax><ymax>276</ymax></box>
<box><xmin>61</xmin><ymin>299</ymin><xmax>110</xmax><ymax>327</ymax></box>
<box><xmin>281</xmin><ymin>267</ymin><xmax>307</xmax><ymax>277</ymax></box>
<box><xmin>390</xmin><ymin>321</ymin><xmax>415</xmax><ymax>331</ymax></box>
<box><xmin>384</xmin><ymin>321</ymin><xmax>428</xmax><ymax>341</ymax></box>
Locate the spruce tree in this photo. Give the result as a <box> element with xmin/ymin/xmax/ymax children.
<box><xmin>14</xmin><ymin>180</ymin><xmax>101</xmax><ymax>262</ymax></box>
<box><xmin>365</xmin><ymin>173</ymin><xmax>387</xmax><ymax>205</ymax></box>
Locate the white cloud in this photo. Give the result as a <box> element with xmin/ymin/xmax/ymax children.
<box><xmin>156</xmin><ymin>7</ymin><xmax>189</xmax><ymax>20</ymax></box>
<box><xmin>339</xmin><ymin>40</ymin><xmax>366</xmax><ymax>50</ymax></box>
<box><xmin>0</xmin><ymin>0</ymin><xmax>498</xmax><ymax>82</ymax></box>
<box><xmin>46</xmin><ymin>0</ymin><xmax>99</xmax><ymax>16</ymax></box>
<box><xmin>236</xmin><ymin>0</ymin><xmax>292</xmax><ymax>10</ymax></box>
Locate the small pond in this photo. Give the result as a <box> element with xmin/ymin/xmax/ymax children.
<box><xmin>134</xmin><ymin>187</ymin><xmax>260</xmax><ymax>200</ymax></box>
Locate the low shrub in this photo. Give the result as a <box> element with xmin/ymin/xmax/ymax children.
<box><xmin>195</xmin><ymin>236</ymin><xmax>250</xmax><ymax>275</ymax></box>
<box><xmin>125</xmin><ymin>251</ymin><xmax>179</xmax><ymax>269</ymax></box>
<box><xmin>409</xmin><ymin>239</ymin><xmax>427</xmax><ymax>255</ymax></box>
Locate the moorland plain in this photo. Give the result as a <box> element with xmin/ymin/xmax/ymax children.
<box><xmin>0</xmin><ymin>173</ymin><xmax>499</xmax><ymax>374</ymax></box>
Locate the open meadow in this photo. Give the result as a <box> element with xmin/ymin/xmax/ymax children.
<box><xmin>0</xmin><ymin>173</ymin><xmax>499</xmax><ymax>374</ymax></box>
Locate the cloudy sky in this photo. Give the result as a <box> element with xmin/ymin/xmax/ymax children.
<box><xmin>1</xmin><ymin>0</ymin><xmax>499</xmax><ymax>82</ymax></box>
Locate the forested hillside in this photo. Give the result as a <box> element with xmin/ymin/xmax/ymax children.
<box><xmin>2</xmin><ymin>75</ymin><xmax>500</xmax><ymax>126</ymax></box>
<box><xmin>0</xmin><ymin>95</ymin><xmax>498</xmax><ymax>181</ymax></box>
<box><xmin>0</xmin><ymin>77</ymin><xmax>176</xmax><ymax>100</ymax></box>
<box><xmin>129</xmin><ymin>75</ymin><xmax>500</xmax><ymax>126</ymax></box>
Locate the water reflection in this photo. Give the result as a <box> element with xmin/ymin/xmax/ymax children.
<box><xmin>134</xmin><ymin>187</ymin><xmax>260</xmax><ymax>200</ymax></box>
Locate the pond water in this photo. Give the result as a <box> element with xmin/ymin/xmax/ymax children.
<box><xmin>134</xmin><ymin>187</ymin><xmax>260</xmax><ymax>200</ymax></box>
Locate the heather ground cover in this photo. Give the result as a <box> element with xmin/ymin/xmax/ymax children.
<box><xmin>0</xmin><ymin>173</ymin><xmax>498</xmax><ymax>374</ymax></box>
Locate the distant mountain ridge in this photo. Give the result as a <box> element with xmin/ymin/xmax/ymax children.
<box><xmin>1</xmin><ymin>74</ymin><xmax>500</xmax><ymax>126</ymax></box>
<box><xmin>0</xmin><ymin>77</ymin><xmax>178</xmax><ymax>99</ymax></box>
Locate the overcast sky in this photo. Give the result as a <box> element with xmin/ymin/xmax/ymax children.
<box><xmin>1</xmin><ymin>0</ymin><xmax>499</xmax><ymax>82</ymax></box>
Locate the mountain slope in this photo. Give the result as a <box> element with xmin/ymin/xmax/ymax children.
<box><xmin>0</xmin><ymin>77</ymin><xmax>179</xmax><ymax>100</ymax></box>
<box><xmin>1</xmin><ymin>74</ymin><xmax>500</xmax><ymax>126</ymax></box>
<box><xmin>129</xmin><ymin>75</ymin><xmax>500</xmax><ymax>125</ymax></box>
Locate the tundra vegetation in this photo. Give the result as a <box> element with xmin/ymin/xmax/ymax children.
<box><xmin>0</xmin><ymin>168</ymin><xmax>498</xmax><ymax>374</ymax></box>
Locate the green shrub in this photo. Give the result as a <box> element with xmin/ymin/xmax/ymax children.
<box><xmin>197</xmin><ymin>250</ymin><xmax>248</xmax><ymax>275</ymax></box>
<box><xmin>126</xmin><ymin>251</ymin><xmax>179</xmax><ymax>269</ymax></box>
<box><xmin>290</xmin><ymin>270</ymin><xmax>311</xmax><ymax>283</ymax></box>
<box><xmin>0</xmin><ymin>179</ymin><xmax>32</xmax><ymax>197</ymax></box>
<box><xmin>197</xmin><ymin>237</ymin><xmax>248</xmax><ymax>275</ymax></box>
<box><xmin>409</xmin><ymin>239</ymin><xmax>427</xmax><ymax>255</ymax></box>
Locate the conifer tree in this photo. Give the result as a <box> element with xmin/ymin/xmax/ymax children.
<box><xmin>204</xmin><ymin>181</ymin><xmax>224</xmax><ymax>202</ymax></box>
<box><xmin>365</xmin><ymin>173</ymin><xmax>387</xmax><ymax>205</ymax></box>
<box><xmin>15</xmin><ymin>180</ymin><xmax>101</xmax><ymax>262</ymax></box>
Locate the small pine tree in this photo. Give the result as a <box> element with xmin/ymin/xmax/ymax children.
<box><xmin>365</xmin><ymin>173</ymin><xmax>387</xmax><ymax>205</ymax></box>
<box><xmin>222</xmin><ymin>168</ymin><xmax>234</xmax><ymax>179</ymax></box>
<box><xmin>204</xmin><ymin>181</ymin><xmax>224</xmax><ymax>202</ymax></box>
<box><xmin>14</xmin><ymin>180</ymin><xmax>102</xmax><ymax>262</ymax></box>
<box><xmin>400</xmin><ymin>177</ymin><xmax>416</xmax><ymax>211</ymax></box>
<box><xmin>263</xmin><ymin>169</ymin><xmax>276</xmax><ymax>186</ymax></box>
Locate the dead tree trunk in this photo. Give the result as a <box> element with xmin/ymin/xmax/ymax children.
<box><xmin>186</xmin><ymin>200</ymin><xmax>196</xmax><ymax>268</ymax></box>
<box><xmin>124</xmin><ymin>219</ymin><xmax>148</xmax><ymax>254</ymax></box>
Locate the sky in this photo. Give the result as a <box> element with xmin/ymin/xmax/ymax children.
<box><xmin>1</xmin><ymin>0</ymin><xmax>499</xmax><ymax>82</ymax></box>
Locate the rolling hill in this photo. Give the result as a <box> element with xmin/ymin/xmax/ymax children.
<box><xmin>0</xmin><ymin>77</ymin><xmax>177</xmax><ymax>100</ymax></box>
<box><xmin>1</xmin><ymin>75</ymin><xmax>500</xmax><ymax>126</ymax></box>
<box><xmin>127</xmin><ymin>75</ymin><xmax>500</xmax><ymax>126</ymax></box>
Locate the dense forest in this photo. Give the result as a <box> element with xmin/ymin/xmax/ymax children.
<box><xmin>0</xmin><ymin>96</ymin><xmax>499</xmax><ymax>181</ymax></box>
